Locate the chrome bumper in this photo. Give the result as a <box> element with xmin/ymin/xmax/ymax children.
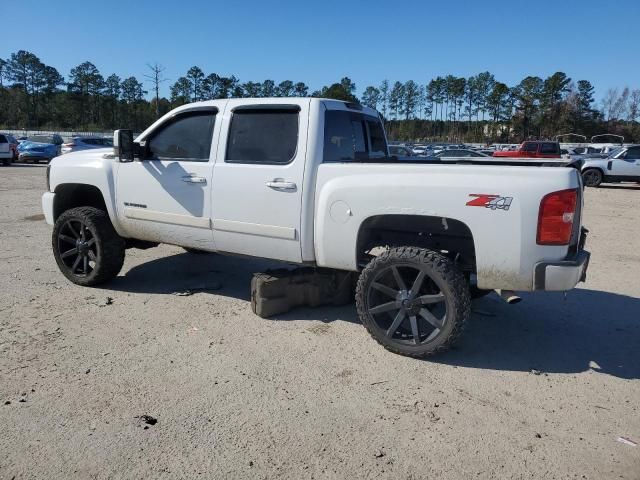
<box><xmin>533</xmin><ymin>250</ymin><xmax>590</xmax><ymax>291</ymax></box>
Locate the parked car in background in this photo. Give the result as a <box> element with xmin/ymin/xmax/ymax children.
<box><xmin>61</xmin><ymin>136</ymin><xmax>114</xmax><ymax>155</ymax></box>
<box><xmin>0</xmin><ymin>134</ymin><xmax>14</xmax><ymax>166</ymax></box>
<box><xmin>435</xmin><ymin>149</ymin><xmax>489</xmax><ymax>158</ymax></box>
<box><xmin>388</xmin><ymin>145</ymin><xmax>414</xmax><ymax>157</ymax></box>
<box><xmin>581</xmin><ymin>145</ymin><xmax>640</xmax><ymax>187</ymax></box>
<box><xmin>493</xmin><ymin>141</ymin><xmax>561</xmax><ymax>159</ymax></box>
<box><xmin>18</xmin><ymin>134</ymin><xmax>64</xmax><ymax>163</ymax></box>
<box><xmin>0</xmin><ymin>133</ymin><xmax>19</xmax><ymax>165</ymax></box>
<box><xmin>411</xmin><ymin>145</ymin><xmax>432</xmax><ymax>156</ymax></box>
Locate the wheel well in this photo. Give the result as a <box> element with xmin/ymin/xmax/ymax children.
<box><xmin>356</xmin><ymin>215</ymin><xmax>476</xmax><ymax>272</ymax></box>
<box><xmin>54</xmin><ymin>184</ymin><xmax>107</xmax><ymax>221</ymax></box>
<box><xmin>583</xmin><ymin>167</ymin><xmax>604</xmax><ymax>175</ymax></box>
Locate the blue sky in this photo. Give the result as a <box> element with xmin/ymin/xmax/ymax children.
<box><xmin>3</xmin><ymin>0</ymin><xmax>639</xmax><ymax>101</ymax></box>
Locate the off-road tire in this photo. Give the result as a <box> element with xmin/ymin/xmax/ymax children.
<box><xmin>52</xmin><ymin>207</ymin><xmax>125</xmax><ymax>286</ymax></box>
<box><xmin>355</xmin><ymin>247</ymin><xmax>471</xmax><ymax>358</ymax></box>
<box><xmin>582</xmin><ymin>168</ymin><xmax>603</xmax><ymax>187</ymax></box>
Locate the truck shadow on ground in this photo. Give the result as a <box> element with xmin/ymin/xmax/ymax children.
<box><xmin>111</xmin><ymin>252</ymin><xmax>640</xmax><ymax>380</ymax></box>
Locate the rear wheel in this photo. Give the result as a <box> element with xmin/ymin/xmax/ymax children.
<box><xmin>52</xmin><ymin>207</ymin><xmax>125</xmax><ymax>286</ymax></box>
<box><xmin>355</xmin><ymin>247</ymin><xmax>470</xmax><ymax>358</ymax></box>
<box><xmin>582</xmin><ymin>168</ymin><xmax>603</xmax><ymax>187</ymax></box>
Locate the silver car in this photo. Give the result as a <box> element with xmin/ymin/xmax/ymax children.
<box><xmin>61</xmin><ymin>136</ymin><xmax>113</xmax><ymax>155</ymax></box>
<box><xmin>581</xmin><ymin>145</ymin><xmax>640</xmax><ymax>187</ymax></box>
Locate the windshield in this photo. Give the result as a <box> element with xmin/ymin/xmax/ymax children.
<box><xmin>27</xmin><ymin>135</ymin><xmax>54</xmax><ymax>144</ymax></box>
<box><xmin>607</xmin><ymin>147</ymin><xmax>624</xmax><ymax>158</ymax></box>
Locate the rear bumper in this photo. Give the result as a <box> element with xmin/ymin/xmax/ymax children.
<box><xmin>42</xmin><ymin>192</ymin><xmax>55</xmax><ymax>225</ymax></box>
<box><xmin>533</xmin><ymin>250</ymin><xmax>590</xmax><ymax>291</ymax></box>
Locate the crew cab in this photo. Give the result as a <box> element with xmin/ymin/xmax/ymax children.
<box><xmin>493</xmin><ymin>141</ymin><xmax>561</xmax><ymax>159</ymax></box>
<box><xmin>581</xmin><ymin>145</ymin><xmax>640</xmax><ymax>187</ymax></box>
<box><xmin>42</xmin><ymin>98</ymin><xmax>590</xmax><ymax>358</ymax></box>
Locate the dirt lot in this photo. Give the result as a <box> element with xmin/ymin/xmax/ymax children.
<box><xmin>0</xmin><ymin>164</ymin><xmax>639</xmax><ymax>479</ymax></box>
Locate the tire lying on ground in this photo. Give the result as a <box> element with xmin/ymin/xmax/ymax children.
<box><xmin>355</xmin><ymin>246</ymin><xmax>471</xmax><ymax>358</ymax></box>
<box><xmin>52</xmin><ymin>207</ymin><xmax>125</xmax><ymax>286</ymax></box>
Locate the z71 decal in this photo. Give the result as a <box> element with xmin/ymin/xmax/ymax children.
<box><xmin>466</xmin><ymin>194</ymin><xmax>513</xmax><ymax>211</ymax></box>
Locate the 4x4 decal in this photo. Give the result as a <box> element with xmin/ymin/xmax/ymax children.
<box><xmin>466</xmin><ymin>194</ymin><xmax>513</xmax><ymax>211</ymax></box>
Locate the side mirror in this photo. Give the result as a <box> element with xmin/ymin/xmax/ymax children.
<box><xmin>114</xmin><ymin>129</ymin><xmax>134</xmax><ymax>162</ymax></box>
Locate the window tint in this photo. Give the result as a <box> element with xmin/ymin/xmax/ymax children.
<box><xmin>523</xmin><ymin>142</ymin><xmax>538</xmax><ymax>152</ymax></box>
<box><xmin>323</xmin><ymin>110</ymin><xmax>387</xmax><ymax>162</ymax></box>
<box><xmin>0</xmin><ymin>135</ymin><xmax>6</xmax><ymax>143</ymax></box>
<box><xmin>226</xmin><ymin>109</ymin><xmax>298</xmax><ymax>164</ymax></box>
<box><xmin>149</xmin><ymin>112</ymin><xmax>216</xmax><ymax>161</ymax></box>
<box><xmin>625</xmin><ymin>147</ymin><xmax>640</xmax><ymax>160</ymax></box>
<box><xmin>540</xmin><ymin>142</ymin><xmax>560</xmax><ymax>154</ymax></box>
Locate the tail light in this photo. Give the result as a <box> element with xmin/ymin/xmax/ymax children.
<box><xmin>537</xmin><ymin>189</ymin><xmax>578</xmax><ymax>245</ymax></box>
<box><xmin>63</xmin><ymin>142</ymin><xmax>75</xmax><ymax>147</ymax></box>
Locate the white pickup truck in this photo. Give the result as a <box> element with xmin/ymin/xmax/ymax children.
<box><xmin>42</xmin><ymin>98</ymin><xmax>590</xmax><ymax>358</ymax></box>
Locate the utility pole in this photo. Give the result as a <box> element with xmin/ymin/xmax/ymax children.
<box><xmin>144</xmin><ymin>63</ymin><xmax>167</xmax><ymax>119</ymax></box>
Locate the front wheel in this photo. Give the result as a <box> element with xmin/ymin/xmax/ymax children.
<box><xmin>52</xmin><ymin>207</ymin><xmax>125</xmax><ymax>286</ymax></box>
<box><xmin>355</xmin><ymin>247</ymin><xmax>471</xmax><ymax>358</ymax></box>
<box><xmin>582</xmin><ymin>168</ymin><xmax>603</xmax><ymax>187</ymax></box>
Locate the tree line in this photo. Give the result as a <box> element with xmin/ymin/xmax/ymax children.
<box><xmin>0</xmin><ymin>49</ymin><xmax>638</xmax><ymax>142</ymax></box>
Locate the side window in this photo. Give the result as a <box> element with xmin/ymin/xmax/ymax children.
<box><xmin>323</xmin><ymin>110</ymin><xmax>366</xmax><ymax>162</ymax></box>
<box><xmin>366</xmin><ymin>120</ymin><xmax>387</xmax><ymax>156</ymax></box>
<box><xmin>540</xmin><ymin>142</ymin><xmax>560</xmax><ymax>154</ymax></box>
<box><xmin>323</xmin><ymin>111</ymin><xmax>387</xmax><ymax>162</ymax></box>
<box><xmin>148</xmin><ymin>111</ymin><xmax>216</xmax><ymax>161</ymax></box>
<box><xmin>226</xmin><ymin>109</ymin><xmax>299</xmax><ymax>164</ymax></box>
<box><xmin>0</xmin><ymin>135</ymin><xmax>6</xmax><ymax>144</ymax></box>
<box><xmin>624</xmin><ymin>147</ymin><xmax>640</xmax><ymax>160</ymax></box>
<box><xmin>523</xmin><ymin>142</ymin><xmax>538</xmax><ymax>152</ymax></box>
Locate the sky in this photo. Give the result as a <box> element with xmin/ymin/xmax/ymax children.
<box><xmin>3</xmin><ymin>0</ymin><xmax>639</xmax><ymax>101</ymax></box>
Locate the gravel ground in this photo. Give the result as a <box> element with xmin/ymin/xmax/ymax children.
<box><xmin>1</xmin><ymin>164</ymin><xmax>639</xmax><ymax>480</ymax></box>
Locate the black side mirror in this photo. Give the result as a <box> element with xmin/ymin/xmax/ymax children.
<box><xmin>114</xmin><ymin>129</ymin><xmax>134</xmax><ymax>162</ymax></box>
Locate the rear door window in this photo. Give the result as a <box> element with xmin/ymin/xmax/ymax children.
<box><xmin>0</xmin><ymin>135</ymin><xmax>6</xmax><ymax>143</ymax></box>
<box><xmin>523</xmin><ymin>142</ymin><xmax>538</xmax><ymax>152</ymax></box>
<box><xmin>226</xmin><ymin>109</ymin><xmax>299</xmax><ymax>165</ymax></box>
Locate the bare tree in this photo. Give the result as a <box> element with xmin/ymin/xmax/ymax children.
<box><xmin>145</xmin><ymin>63</ymin><xmax>168</xmax><ymax>119</ymax></box>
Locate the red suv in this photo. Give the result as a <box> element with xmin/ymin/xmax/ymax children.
<box><xmin>493</xmin><ymin>141</ymin><xmax>561</xmax><ymax>159</ymax></box>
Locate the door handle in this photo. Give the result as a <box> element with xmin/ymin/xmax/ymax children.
<box><xmin>182</xmin><ymin>175</ymin><xmax>207</xmax><ymax>184</ymax></box>
<box><xmin>266</xmin><ymin>179</ymin><xmax>297</xmax><ymax>190</ymax></box>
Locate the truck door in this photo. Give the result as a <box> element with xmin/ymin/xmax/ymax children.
<box><xmin>210</xmin><ymin>99</ymin><xmax>310</xmax><ymax>263</ymax></box>
<box><xmin>116</xmin><ymin>107</ymin><xmax>220</xmax><ymax>250</ymax></box>
<box><xmin>609</xmin><ymin>147</ymin><xmax>640</xmax><ymax>180</ymax></box>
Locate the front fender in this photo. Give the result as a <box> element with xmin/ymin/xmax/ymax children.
<box><xmin>48</xmin><ymin>151</ymin><xmax>125</xmax><ymax>236</ymax></box>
